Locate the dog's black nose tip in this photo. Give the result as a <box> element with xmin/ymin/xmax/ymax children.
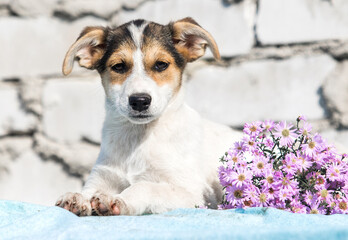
<box><xmin>129</xmin><ymin>93</ymin><xmax>152</xmax><ymax>112</ymax></box>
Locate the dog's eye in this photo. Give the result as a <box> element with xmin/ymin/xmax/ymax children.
<box><xmin>154</xmin><ymin>61</ymin><xmax>169</xmax><ymax>72</ymax></box>
<box><xmin>111</xmin><ymin>62</ymin><xmax>127</xmax><ymax>74</ymax></box>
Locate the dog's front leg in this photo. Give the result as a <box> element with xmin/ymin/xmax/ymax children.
<box><xmin>56</xmin><ymin>166</ymin><xmax>125</xmax><ymax>216</ymax></box>
<box><xmin>90</xmin><ymin>181</ymin><xmax>199</xmax><ymax>216</ymax></box>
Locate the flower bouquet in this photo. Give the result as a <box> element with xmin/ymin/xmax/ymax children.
<box><xmin>218</xmin><ymin>117</ymin><xmax>348</xmax><ymax>214</ymax></box>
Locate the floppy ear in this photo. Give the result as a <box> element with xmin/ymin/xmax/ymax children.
<box><xmin>172</xmin><ymin>17</ymin><xmax>220</xmax><ymax>62</ymax></box>
<box><xmin>62</xmin><ymin>26</ymin><xmax>107</xmax><ymax>76</ymax></box>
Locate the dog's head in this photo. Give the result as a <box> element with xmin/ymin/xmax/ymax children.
<box><xmin>63</xmin><ymin>18</ymin><xmax>220</xmax><ymax>124</ymax></box>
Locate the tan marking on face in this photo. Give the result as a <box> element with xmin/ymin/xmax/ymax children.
<box><xmin>142</xmin><ymin>42</ymin><xmax>182</xmax><ymax>91</ymax></box>
<box><xmin>106</xmin><ymin>42</ymin><xmax>135</xmax><ymax>85</ymax></box>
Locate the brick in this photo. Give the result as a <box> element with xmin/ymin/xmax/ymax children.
<box><xmin>0</xmin><ymin>17</ymin><xmax>106</xmax><ymax>79</ymax></box>
<box><xmin>42</xmin><ymin>76</ymin><xmax>105</xmax><ymax>144</ymax></box>
<box><xmin>185</xmin><ymin>55</ymin><xmax>336</xmax><ymax>126</ymax></box>
<box><xmin>257</xmin><ymin>0</ymin><xmax>348</xmax><ymax>44</ymax></box>
<box><xmin>0</xmin><ymin>85</ymin><xmax>37</xmax><ymax>136</ymax></box>
<box><xmin>323</xmin><ymin>60</ymin><xmax>348</xmax><ymax>127</ymax></box>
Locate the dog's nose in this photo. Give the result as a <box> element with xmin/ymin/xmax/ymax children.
<box><xmin>129</xmin><ymin>93</ymin><xmax>152</xmax><ymax>112</ymax></box>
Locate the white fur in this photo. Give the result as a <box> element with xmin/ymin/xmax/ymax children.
<box><xmin>57</xmin><ymin>22</ymin><xmax>241</xmax><ymax>216</ymax></box>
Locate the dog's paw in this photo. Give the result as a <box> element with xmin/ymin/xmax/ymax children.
<box><xmin>55</xmin><ymin>192</ymin><xmax>92</xmax><ymax>216</ymax></box>
<box><xmin>90</xmin><ymin>194</ymin><xmax>127</xmax><ymax>216</ymax></box>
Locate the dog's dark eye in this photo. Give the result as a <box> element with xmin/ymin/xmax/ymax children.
<box><xmin>111</xmin><ymin>62</ymin><xmax>127</xmax><ymax>74</ymax></box>
<box><xmin>154</xmin><ymin>61</ymin><xmax>169</xmax><ymax>72</ymax></box>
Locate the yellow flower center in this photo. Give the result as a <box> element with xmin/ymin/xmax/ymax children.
<box><xmin>238</xmin><ymin>174</ymin><xmax>246</xmax><ymax>182</ymax></box>
<box><xmin>234</xmin><ymin>190</ymin><xmax>243</xmax><ymax>199</ymax></box>
<box><xmin>310</xmin><ymin>209</ymin><xmax>319</xmax><ymax>214</ymax></box>
<box><xmin>339</xmin><ymin>202</ymin><xmax>347</xmax><ymax>210</ymax></box>
<box><xmin>309</xmin><ymin>142</ymin><xmax>316</xmax><ymax>149</ymax></box>
<box><xmin>250</xmin><ymin>126</ymin><xmax>257</xmax><ymax>132</ymax></box>
<box><xmin>281</xmin><ymin>177</ymin><xmax>289</xmax><ymax>186</ymax></box>
<box><xmin>232</xmin><ymin>157</ymin><xmax>238</xmax><ymax>163</ymax></box>
<box><xmin>317</xmin><ymin>178</ymin><xmax>324</xmax><ymax>185</ymax></box>
<box><xmin>259</xmin><ymin>193</ymin><xmax>267</xmax><ymax>203</ymax></box>
<box><xmin>244</xmin><ymin>200</ymin><xmax>253</xmax><ymax>206</ymax></box>
<box><xmin>320</xmin><ymin>189</ymin><xmax>328</xmax><ymax>198</ymax></box>
<box><xmin>303</xmin><ymin>130</ymin><xmax>308</xmax><ymax>136</ymax></box>
<box><xmin>335</xmin><ymin>168</ymin><xmax>340</xmax><ymax>174</ymax></box>
<box><xmin>257</xmin><ymin>162</ymin><xmax>264</xmax><ymax>169</ymax></box>
<box><xmin>282</xmin><ymin>129</ymin><xmax>290</xmax><ymax>137</ymax></box>
<box><xmin>267</xmin><ymin>176</ymin><xmax>274</xmax><ymax>184</ymax></box>
<box><xmin>248</xmin><ymin>141</ymin><xmax>254</xmax><ymax>146</ymax></box>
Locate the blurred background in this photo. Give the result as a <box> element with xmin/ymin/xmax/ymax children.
<box><xmin>0</xmin><ymin>0</ymin><xmax>347</xmax><ymax>206</ymax></box>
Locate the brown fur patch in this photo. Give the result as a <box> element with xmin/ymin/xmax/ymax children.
<box><xmin>105</xmin><ymin>42</ymin><xmax>136</xmax><ymax>85</ymax></box>
<box><xmin>142</xmin><ymin>41</ymin><xmax>182</xmax><ymax>90</ymax></box>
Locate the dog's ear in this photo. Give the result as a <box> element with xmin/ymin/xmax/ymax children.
<box><xmin>171</xmin><ymin>17</ymin><xmax>220</xmax><ymax>62</ymax></box>
<box><xmin>62</xmin><ymin>26</ymin><xmax>107</xmax><ymax>76</ymax></box>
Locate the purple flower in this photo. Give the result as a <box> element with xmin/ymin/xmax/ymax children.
<box><xmin>298</xmin><ymin>115</ymin><xmax>307</xmax><ymax>122</ymax></box>
<box><xmin>260</xmin><ymin>169</ymin><xmax>276</xmax><ymax>189</ymax></box>
<box><xmin>233</xmin><ymin>141</ymin><xmax>247</xmax><ymax>154</ymax></box>
<box><xmin>230</xmin><ymin>167</ymin><xmax>252</xmax><ymax>188</ymax></box>
<box><xmin>244</xmin><ymin>184</ymin><xmax>259</xmax><ymax>204</ymax></box>
<box><xmin>314</xmin><ymin>175</ymin><xmax>327</xmax><ymax>191</ymax></box>
<box><xmin>297</xmin><ymin>155</ymin><xmax>312</xmax><ymax>171</ymax></box>
<box><xmin>242</xmin><ymin>136</ymin><xmax>258</xmax><ymax>151</ymax></box>
<box><xmin>261</xmin><ymin>120</ymin><xmax>275</xmax><ymax>131</ymax></box>
<box><xmin>302</xmin><ymin>134</ymin><xmax>325</xmax><ymax>157</ymax></box>
<box><xmin>281</xmin><ymin>154</ymin><xmax>297</xmax><ymax>175</ymax></box>
<box><xmin>326</xmin><ymin>163</ymin><xmax>344</xmax><ymax>182</ymax></box>
<box><xmin>316</xmin><ymin>185</ymin><xmax>334</xmax><ymax>204</ymax></box>
<box><xmin>276</xmin><ymin>174</ymin><xmax>298</xmax><ymax>192</ymax></box>
<box><xmin>225</xmin><ymin>185</ymin><xmax>245</xmax><ymax>206</ymax></box>
<box><xmin>254</xmin><ymin>188</ymin><xmax>270</xmax><ymax>207</ymax></box>
<box><xmin>226</xmin><ymin>151</ymin><xmax>242</xmax><ymax>168</ymax></box>
<box><xmin>291</xmin><ymin>199</ymin><xmax>307</xmax><ymax>214</ymax></box>
<box><xmin>218</xmin><ymin>166</ymin><xmax>230</xmax><ymax>187</ymax></box>
<box><xmin>251</xmin><ymin>156</ymin><xmax>269</xmax><ymax>177</ymax></box>
<box><xmin>219</xmin><ymin>118</ymin><xmax>348</xmax><ymax>215</ymax></box>
<box><xmin>307</xmin><ymin>200</ymin><xmax>326</xmax><ymax>214</ymax></box>
<box><xmin>336</xmin><ymin>195</ymin><xmax>348</xmax><ymax>214</ymax></box>
<box><xmin>277</xmin><ymin>188</ymin><xmax>293</xmax><ymax>202</ymax></box>
<box><xmin>273</xmin><ymin>121</ymin><xmax>298</xmax><ymax>147</ymax></box>
<box><xmin>244</xmin><ymin>122</ymin><xmax>262</xmax><ymax>137</ymax></box>
<box><xmin>264</xmin><ymin>137</ymin><xmax>275</xmax><ymax>149</ymax></box>
<box><xmin>304</xmin><ymin>191</ymin><xmax>317</xmax><ymax>205</ymax></box>
<box><xmin>299</xmin><ymin>122</ymin><xmax>312</xmax><ymax>137</ymax></box>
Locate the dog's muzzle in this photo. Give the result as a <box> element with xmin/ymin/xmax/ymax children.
<box><xmin>129</xmin><ymin>93</ymin><xmax>152</xmax><ymax>112</ymax></box>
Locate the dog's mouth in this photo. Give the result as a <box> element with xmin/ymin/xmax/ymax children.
<box><xmin>128</xmin><ymin>113</ymin><xmax>154</xmax><ymax>124</ymax></box>
<box><xmin>131</xmin><ymin>114</ymin><xmax>152</xmax><ymax>119</ymax></box>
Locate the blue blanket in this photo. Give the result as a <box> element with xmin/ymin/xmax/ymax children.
<box><xmin>1</xmin><ymin>200</ymin><xmax>348</xmax><ymax>240</ymax></box>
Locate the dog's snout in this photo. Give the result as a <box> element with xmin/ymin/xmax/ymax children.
<box><xmin>129</xmin><ymin>93</ymin><xmax>152</xmax><ymax>112</ymax></box>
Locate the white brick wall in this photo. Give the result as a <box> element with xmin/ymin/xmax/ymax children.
<box><xmin>186</xmin><ymin>55</ymin><xmax>336</xmax><ymax>125</ymax></box>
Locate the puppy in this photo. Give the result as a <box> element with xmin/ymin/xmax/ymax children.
<box><xmin>56</xmin><ymin>18</ymin><xmax>241</xmax><ymax>216</ymax></box>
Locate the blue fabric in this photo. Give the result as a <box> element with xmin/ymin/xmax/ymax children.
<box><xmin>1</xmin><ymin>200</ymin><xmax>348</xmax><ymax>240</ymax></box>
